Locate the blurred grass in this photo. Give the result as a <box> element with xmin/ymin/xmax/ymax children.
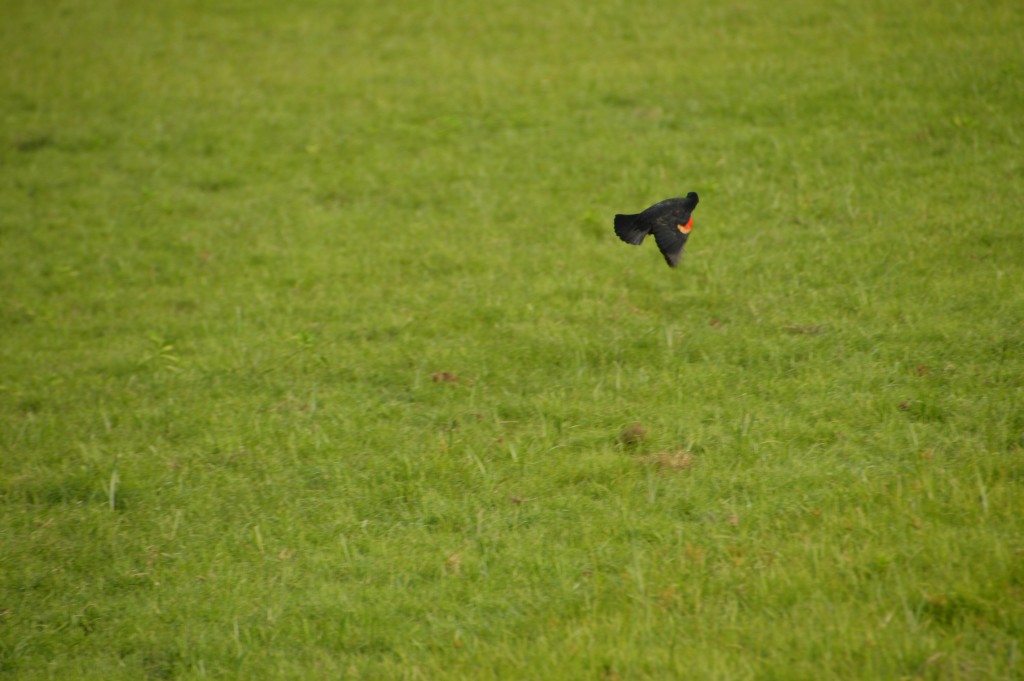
<box><xmin>2</xmin><ymin>0</ymin><xmax>1023</xmax><ymax>678</ymax></box>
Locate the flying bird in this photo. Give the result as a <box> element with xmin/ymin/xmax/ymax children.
<box><xmin>614</xmin><ymin>192</ymin><xmax>699</xmax><ymax>268</ymax></box>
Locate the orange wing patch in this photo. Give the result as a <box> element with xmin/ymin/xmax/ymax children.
<box><xmin>677</xmin><ymin>216</ymin><xmax>693</xmax><ymax>234</ymax></box>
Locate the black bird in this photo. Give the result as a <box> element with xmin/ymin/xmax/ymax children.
<box><xmin>614</xmin><ymin>192</ymin><xmax>699</xmax><ymax>268</ymax></box>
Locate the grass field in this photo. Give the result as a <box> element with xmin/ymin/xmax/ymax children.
<box><xmin>2</xmin><ymin>0</ymin><xmax>1023</xmax><ymax>678</ymax></box>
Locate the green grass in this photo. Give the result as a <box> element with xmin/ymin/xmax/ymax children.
<box><xmin>2</xmin><ymin>0</ymin><xmax>1023</xmax><ymax>678</ymax></box>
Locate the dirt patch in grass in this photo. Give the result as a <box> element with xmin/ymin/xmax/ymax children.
<box><xmin>637</xmin><ymin>451</ymin><xmax>696</xmax><ymax>471</ymax></box>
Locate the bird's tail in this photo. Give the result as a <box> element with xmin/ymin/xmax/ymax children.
<box><xmin>614</xmin><ymin>213</ymin><xmax>648</xmax><ymax>245</ymax></box>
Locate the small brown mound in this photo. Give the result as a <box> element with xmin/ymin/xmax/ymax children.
<box><xmin>619</xmin><ymin>422</ymin><xmax>647</xmax><ymax>447</ymax></box>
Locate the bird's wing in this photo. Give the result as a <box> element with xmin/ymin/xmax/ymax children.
<box><xmin>651</xmin><ymin>221</ymin><xmax>690</xmax><ymax>268</ymax></box>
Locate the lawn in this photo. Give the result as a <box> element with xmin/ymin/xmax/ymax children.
<box><xmin>2</xmin><ymin>0</ymin><xmax>1023</xmax><ymax>678</ymax></box>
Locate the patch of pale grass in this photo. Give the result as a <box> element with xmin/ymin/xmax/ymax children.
<box><xmin>636</xmin><ymin>451</ymin><xmax>696</xmax><ymax>471</ymax></box>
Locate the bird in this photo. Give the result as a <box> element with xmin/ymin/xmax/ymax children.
<box><xmin>614</xmin><ymin>192</ymin><xmax>699</xmax><ymax>268</ymax></box>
